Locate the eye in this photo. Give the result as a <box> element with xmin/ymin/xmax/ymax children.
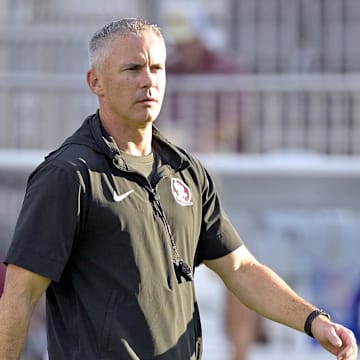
<box><xmin>126</xmin><ymin>65</ymin><xmax>141</xmax><ymax>71</ymax></box>
<box><xmin>151</xmin><ymin>64</ymin><xmax>164</xmax><ymax>73</ymax></box>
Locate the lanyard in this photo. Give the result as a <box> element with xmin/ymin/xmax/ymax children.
<box><xmin>151</xmin><ymin>188</ymin><xmax>193</xmax><ymax>283</ymax></box>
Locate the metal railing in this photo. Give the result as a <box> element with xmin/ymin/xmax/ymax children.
<box><xmin>1</xmin><ymin>73</ymin><xmax>360</xmax><ymax>154</ymax></box>
<box><xmin>162</xmin><ymin>74</ymin><xmax>360</xmax><ymax>154</ymax></box>
<box><xmin>2</xmin><ymin>0</ymin><xmax>360</xmax><ymax>73</ymax></box>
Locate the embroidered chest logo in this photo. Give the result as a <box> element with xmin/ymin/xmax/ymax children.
<box><xmin>171</xmin><ymin>178</ymin><xmax>193</xmax><ymax>206</ymax></box>
<box><xmin>113</xmin><ymin>189</ymin><xmax>134</xmax><ymax>202</ymax></box>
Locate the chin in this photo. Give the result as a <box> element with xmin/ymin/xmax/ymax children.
<box><xmin>134</xmin><ymin>117</ymin><xmax>156</xmax><ymax>127</ymax></box>
<box><xmin>143</xmin><ymin>111</ymin><xmax>160</xmax><ymax>123</ymax></box>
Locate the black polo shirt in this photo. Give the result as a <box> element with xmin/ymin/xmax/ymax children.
<box><xmin>6</xmin><ymin>112</ymin><xmax>243</xmax><ymax>359</ymax></box>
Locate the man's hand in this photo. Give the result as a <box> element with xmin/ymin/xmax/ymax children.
<box><xmin>312</xmin><ymin>316</ymin><xmax>358</xmax><ymax>360</ymax></box>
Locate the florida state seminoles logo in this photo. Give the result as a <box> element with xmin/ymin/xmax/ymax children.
<box><xmin>171</xmin><ymin>178</ymin><xmax>193</xmax><ymax>206</ymax></box>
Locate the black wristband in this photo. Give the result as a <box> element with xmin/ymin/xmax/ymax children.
<box><xmin>304</xmin><ymin>309</ymin><xmax>331</xmax><ymax>338</ymax></box>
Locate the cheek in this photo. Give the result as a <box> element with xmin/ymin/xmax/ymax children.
<box><xmin>157</xmin><ymin>75</ymin><xmax>166</xmax><ymax>93</ymax></box>
<box><xmin>107</xmin><ymin>80</ymin><xmax>131</xmax><ymax>99</ymax></box>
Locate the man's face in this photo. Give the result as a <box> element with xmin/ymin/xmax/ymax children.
<box><xmin>91</xmin><ymin>31</ymin><xmax>166</xmax><ymax>126</ymax></box>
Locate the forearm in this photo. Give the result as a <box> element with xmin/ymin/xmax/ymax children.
<box><xmin>0</xmin><ymin>295</ymin><xmax>35</xmax><ymax>359</ymax></box>
<box><xmin>227</xmin><ymin>261</ymin><xmax>316</xmax><ymax>332</ymax></box>
<box><xmin>206</xmin><ymin>246</ymin><xmax>316</xmax><ymax>333</ymax></box>
<box><xmin>0</xmin><ymin>264</ymin><xmax>50</xmax><ymax>360</ymax></box>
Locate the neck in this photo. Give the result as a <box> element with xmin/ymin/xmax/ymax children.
<box><xmin>99</xmin><ymin>111</ymin><xmax>153</xmax><ymax>156</ymax></box>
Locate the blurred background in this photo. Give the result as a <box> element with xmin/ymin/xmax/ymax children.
<box><xmin>0</xmin><ymin>0</ymin><xmax>360</xmax><ymax>359</ymax></box>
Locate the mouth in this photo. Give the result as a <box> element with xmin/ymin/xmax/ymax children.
<box><xmin>137</xmin><ymin>97</ymin><xmax>157</xmax><ymax>104</ymax></box>
<box><xmin>138</xmin><ymin>97</ymin><xmax>157</xmax><ymax>102</ymax></box>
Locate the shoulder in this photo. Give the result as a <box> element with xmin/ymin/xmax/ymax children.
<box><xmin>169</xmin><ymin>144</ymin><xmax>219</xmax><ymax>195</ymax></box>
<box><xmin>40</xmin><ymin>111</ymin><xmax>108</xmax><ymax>173</ymax></box>
<box><xmin>29</xmin><ymin>143</ymin><xmax>100</xmax><ymax>189</ymax></box>
<box><xmin>175</xmin><ymin>145</ymin><xmax>205</xmax><ymax>173</ymax></box>
<box><xmin>153</xmin><ymin>126</ymin><xmax>207</xmax><ymax>172</ymax></box>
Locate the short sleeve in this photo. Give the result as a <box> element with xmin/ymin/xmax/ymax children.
<box><xmin>5</xmin><ymin>162</ymin><xmax>83</xmax><ymax>281</ymax></box>
<box><xmin>196</xmin><ymin>167</ymin><xmax>243</xmax><ymax>265</ymax></box>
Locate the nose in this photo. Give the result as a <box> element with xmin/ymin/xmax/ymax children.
<box><xmin>141</xmin><ymin>67</ymin><xmax>156</xmax><ymax>89</ymax></box>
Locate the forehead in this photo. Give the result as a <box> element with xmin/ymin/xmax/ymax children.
<box><xmin>107</xmin><ymin>31</ymin><xmax>166</xmax><ymax>63</ymax></box>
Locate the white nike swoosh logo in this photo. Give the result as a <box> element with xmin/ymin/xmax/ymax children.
<box><xmin>113</xmin><ymin>189</ymin><xmax>134</xmax><ymax>202</ymax></box>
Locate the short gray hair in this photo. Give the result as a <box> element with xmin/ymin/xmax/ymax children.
<box><xmin>88</xmin><ymin>18</ymin><xmax>164</xmax><ymax>71</ymax></box>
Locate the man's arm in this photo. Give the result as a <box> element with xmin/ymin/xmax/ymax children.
<box><xmin>205</xmin><ymin>245</ymin><xmax>358</xmax><ymax>360</ymax></box>
<box><xmin>0</xmin><ymin>264</ymin><xmax>50</xmax><ymax>359</ymax></box>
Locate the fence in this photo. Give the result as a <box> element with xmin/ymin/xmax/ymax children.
<box><xmin>231</xmin><ymin>0</ymin><xmax>360</xmax><ymax>73</ymax></box>
<box><xmin>2</xmin><ymin>73</ymin><xmax>360</xmax><ymax>154</ymax></box>
<box><xmin>2</xmin><ymin>0</ymin><xmax>360</xmax><ymax>73</ymax></box>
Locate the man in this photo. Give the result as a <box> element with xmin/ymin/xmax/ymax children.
<box><xmin>0</xmin><ymin>18</ymin><xmax>357</xmax><ymax>360</ymax></box>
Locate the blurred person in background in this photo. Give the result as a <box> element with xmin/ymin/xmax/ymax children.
<box><xmin>165</xmin><ymin>9</ymin><xmax>249</xmax><ymax>152</ymax></box>
<box><xmin>0</xmin><ymin>18</ymin><xmax>357</xmax><ymax>360</ymax></box>
<box><xmin>226</xmin><ymin>292</ymin><xmax>268</xmax><ymax>360</ymax></box>
<box><xmin>166</xmin><ymin>34</ymin><xmax>245</xmax><ymax>74</ymax></box>
<box><xmin>164</xmin><ymin>2</ymin><xmax>246</xmax><ymax>74</ymax></box>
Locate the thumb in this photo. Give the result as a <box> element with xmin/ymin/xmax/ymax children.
<box><xmin>328</xmin><ymin>326</ymin><xmax>343</xmax><ymax>347</ymax></box>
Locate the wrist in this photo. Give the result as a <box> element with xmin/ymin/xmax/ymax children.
<box><xmin>304</xmin><ymin>309</ymin><xmax>331</xmax><ymax>338</ymax></box>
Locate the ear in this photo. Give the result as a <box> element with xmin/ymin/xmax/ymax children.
<box><xmin>86</xmin><ymin>69</ymin><xmax>104</xmax><ymax>96</ymax></box>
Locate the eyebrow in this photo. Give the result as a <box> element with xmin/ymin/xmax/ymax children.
<box><xmin>119</xmin><ymin>62</ymin><xmax>143</xmax><ymax>70</ymax></box>
<box><xmin>120</xmin><ymin>61</ymin><xmax>164</xmax><ymax>70</ymax></box>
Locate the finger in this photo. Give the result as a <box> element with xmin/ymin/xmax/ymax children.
<box><xmin>335</xmin><ymin>324</ymin><xmax>357</xmax><ymax>345</ymax></box>
<box><xmin>337</xmin><ymin>345</ymin><xmax>357</xmax><ymax>360</ymax></box>
<box><xmin>328</xmin><ymin>325</ymin><xmax>343</xmax><ymax>347</ymax></box>
<box><xmin>336</xmin><ymin>339</ymin><xmax>358</xmax><ymax>360</ymax></box>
